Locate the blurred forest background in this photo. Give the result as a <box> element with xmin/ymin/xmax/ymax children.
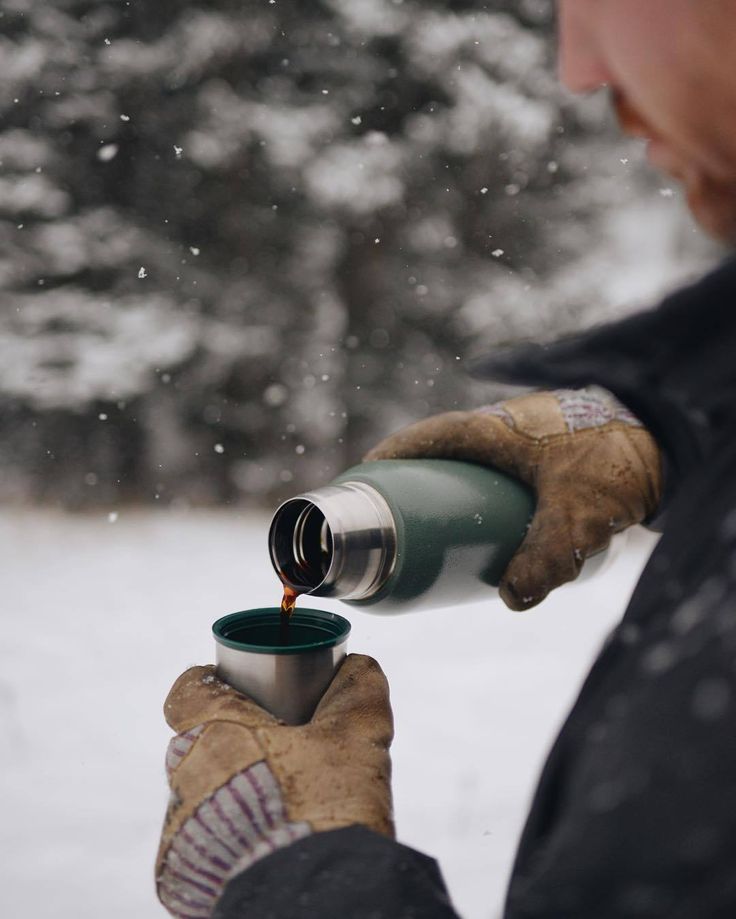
<box><xmin>0</xmin><ymin>0</ymin><xmax>716</xmax><ymax>508</ymax></box>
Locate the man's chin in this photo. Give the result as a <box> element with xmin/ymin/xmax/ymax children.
<box><xmin>685</xmin><ymin>178</ymin><xmax>736</xmax><ymax>246</ymax></box>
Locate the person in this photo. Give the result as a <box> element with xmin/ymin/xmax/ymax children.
<box><xmin>156</xmin><ymin>2</ymin><xmax>736</xmax><ymax>916</ymax></box>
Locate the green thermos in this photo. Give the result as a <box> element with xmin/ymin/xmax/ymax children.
<box><xmin>268</xmin><ymin>459</ymin><xmax>535</xmax><ymax>612</ymax></box>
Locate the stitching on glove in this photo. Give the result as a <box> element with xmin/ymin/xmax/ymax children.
<box><xmin>553</xmin><ymin>388</ymin><xmax>644</xmax><ymax>431</ymax></box>
<box><xmin>477</xmin><ymin>403</ymin><xmax>515</xmax><ymax>426</ymax></box>
<box><xmin>479</xmin><ymin>389</ymin><xmax>643</xmax><ymax>439</ymax></box>
<box><xmin>165</xmin><ymin>726</ymin><xmax>205</xmax><ymax>779</ymax></box>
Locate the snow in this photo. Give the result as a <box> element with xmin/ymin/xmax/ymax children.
<box><xmin>304</xmin><ymin>138</ymin><xmax>406</xmax><ymax>215</ymax></box>
<box><xmin>0</xmin><ymin>510</ymin><xmax>657</xmax><ymax>918</ymax></box>
<box><xmin>96</xmin><ymin>144</ymin><xmax>119</xmax><ymax>163</ymax></box>
<box><xmin>0</xmin><ymin>290</ymin><xmax>200</xmax><ymax>409</ymax></box>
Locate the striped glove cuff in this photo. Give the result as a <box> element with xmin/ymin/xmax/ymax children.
<box><xmin>158</xmin><ymin>729</ymin><xmax>311</xmax><ymax>919</ymax></box>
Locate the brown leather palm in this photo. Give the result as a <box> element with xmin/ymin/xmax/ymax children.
<box><xmin>156</xmin><ymin>654</ymin><xmax>395</xmax><ymax>882</ymax></box>
<box><xmin>365</xmin><ymin>390</ymin><xmax>663</xmax><ymax>610</ymax></box>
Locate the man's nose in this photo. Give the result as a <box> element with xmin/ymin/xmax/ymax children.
<box><xmin>557</xmin><ymin>1</ymin><xmax>611</xmax><ymax>93</ymax></box>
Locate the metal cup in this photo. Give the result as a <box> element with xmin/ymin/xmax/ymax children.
<box><xmin>212</xmin><ymin>608</ymin><xmax>351</xmax><ymax>725</ymax></box>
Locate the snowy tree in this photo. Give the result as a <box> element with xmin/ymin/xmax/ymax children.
<box><xmin>0</xmin><ymin>0</ymin><xmax>712</xmax><ymax>506</ymax></box>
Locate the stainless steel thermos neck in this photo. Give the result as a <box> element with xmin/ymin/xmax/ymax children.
<box><xmin>269</xmin><ymin>481</ymin><xmax>398</xmax><ymax>601</ymax></box>
<box><xmin>269</xmin><ymin>459</ymin><xmax>536</xmax><ymax>612</ymax></box>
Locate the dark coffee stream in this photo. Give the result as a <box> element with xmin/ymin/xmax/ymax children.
<box><xmin>279</xmin><ymin>585</ymin><xmax>301</xmax><ymax>644</ymax></box>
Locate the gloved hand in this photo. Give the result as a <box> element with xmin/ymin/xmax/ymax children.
<box><xmin>156</xmin><ymin>654</ymin><xmax>393</xmax><ymax>918</ymax></box>
<box><xmin>365</xmin><ymin>388</ymin><xmax>662</xmax><ymax>611</ymax></box>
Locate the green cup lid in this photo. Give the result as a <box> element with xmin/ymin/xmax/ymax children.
<box><xmin>212</xmin><ymin>607</ymin><xmax>351</xmax><ymax>655</ymax></box>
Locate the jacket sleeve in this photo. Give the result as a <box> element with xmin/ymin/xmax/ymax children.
<box><xmin>471</xmin><ymin>258</ymin><xmax>736</xmax><ymax>509</ymax></box>
<box><xmin>213</xmin><ymin>826</ymin><xmax>461</xmax><ymax>919</ymax></box>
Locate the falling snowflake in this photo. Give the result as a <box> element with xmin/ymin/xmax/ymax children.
<box><xmin>659</xmin><ymin>188</ymin><xmax>674</xmax><ymax>198</ymax></box>
<box><xmin>351</xmin><ymin>115</ymin><xmax>362</xmax><ymax>125</ymax></box>
<box><xmin>480</xmin><ymin>186</ymin><xmax>489</xmax><ymax>194</ymax></box>
<box><xmin>189</xmin><ymin>246</ymin><xmax>200</xmax><ymax>256</ymax></box>
<box><xmin>214</xmin><ymin>443</ymin><xmax>225</xmax><ymax>454</ymax></box>
<box><xmin>108</xmin><ymin>512</ymin><xmax>119</xmax><ymax>523</ymax></box>
<box><xmin>492</xmin><ymin>249</ymin><xmax>504</xmax><ymax>258</ymax></box>
<box><xmin>173</xmin><ymin>145</ymin><xmax>183</xmax><ymax>158</ymax></box>
<box><xmin>137</xmin><ymin>266</ymin><xmax>147</xmax><ymax>279</ymax></box>
<box><xmin>98</xmin><ymin>413</ymin><xmax>108</xmax><ymax>421</ymax></box>
<box><xmin>263</xmin><ymin>384</ymin><xmax>288</xmax><ymax>406</ymax></box>
<box><xmin>96</xmin><ymin>144</ymin><xmax>119</xmax><ymax>162</ymax></box>
<box><xmin>120</xmin><ymin>114</ymin><xmax>130</xmax><ymax>122</ymax></box>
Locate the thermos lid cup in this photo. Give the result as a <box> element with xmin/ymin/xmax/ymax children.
<box><xmin>213</xmin><ymin>608</ymin><xmax>351</xmax><ymax>654</ymax></box>
<box><xmin>212</xmin><ymin>608</ymin><xmax>351</xmax><ymax>724</ymax></box>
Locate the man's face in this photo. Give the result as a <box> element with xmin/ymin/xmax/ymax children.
<box><xmin>558</xmin><ymin>0</ymin><xmax>736</xmax><ymax>243</ymax></box>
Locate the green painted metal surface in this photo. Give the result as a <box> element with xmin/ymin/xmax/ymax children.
<box><xmin>333</xmin><ymin>459</ymin><xmax>535</xmax><ymax>611</ymax></box>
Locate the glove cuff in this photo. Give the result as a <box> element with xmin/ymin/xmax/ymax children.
<box><xmin>157</xmin><ymin>759</ymin><xmax>311</xmax><ymax>918</ymax></box>
<box><xmin>480</xmin><ymin>387</ymin><xmax>644</xmax><ymax>438</ymax></box>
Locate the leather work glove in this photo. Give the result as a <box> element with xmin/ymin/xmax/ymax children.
<box><xmin>365</xmin><ymin>388</ymin><xmax>663</xmax><ymax>611</ymax></box>
<box><xmin>156</xmin><ymin>655</ymin><xmax>393</xmax><ymax>918</ymax></box>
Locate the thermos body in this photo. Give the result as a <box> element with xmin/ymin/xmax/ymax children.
<box><xmin>269</xmin><ymin>459</ymin><xmax>535</xmax><ymax>612</ymax></box>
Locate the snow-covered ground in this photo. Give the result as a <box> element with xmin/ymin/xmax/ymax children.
<box><xmin>0</xmin><ymin>510</ymin><xmax>657</xmax><ymax>918</ymax></box>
